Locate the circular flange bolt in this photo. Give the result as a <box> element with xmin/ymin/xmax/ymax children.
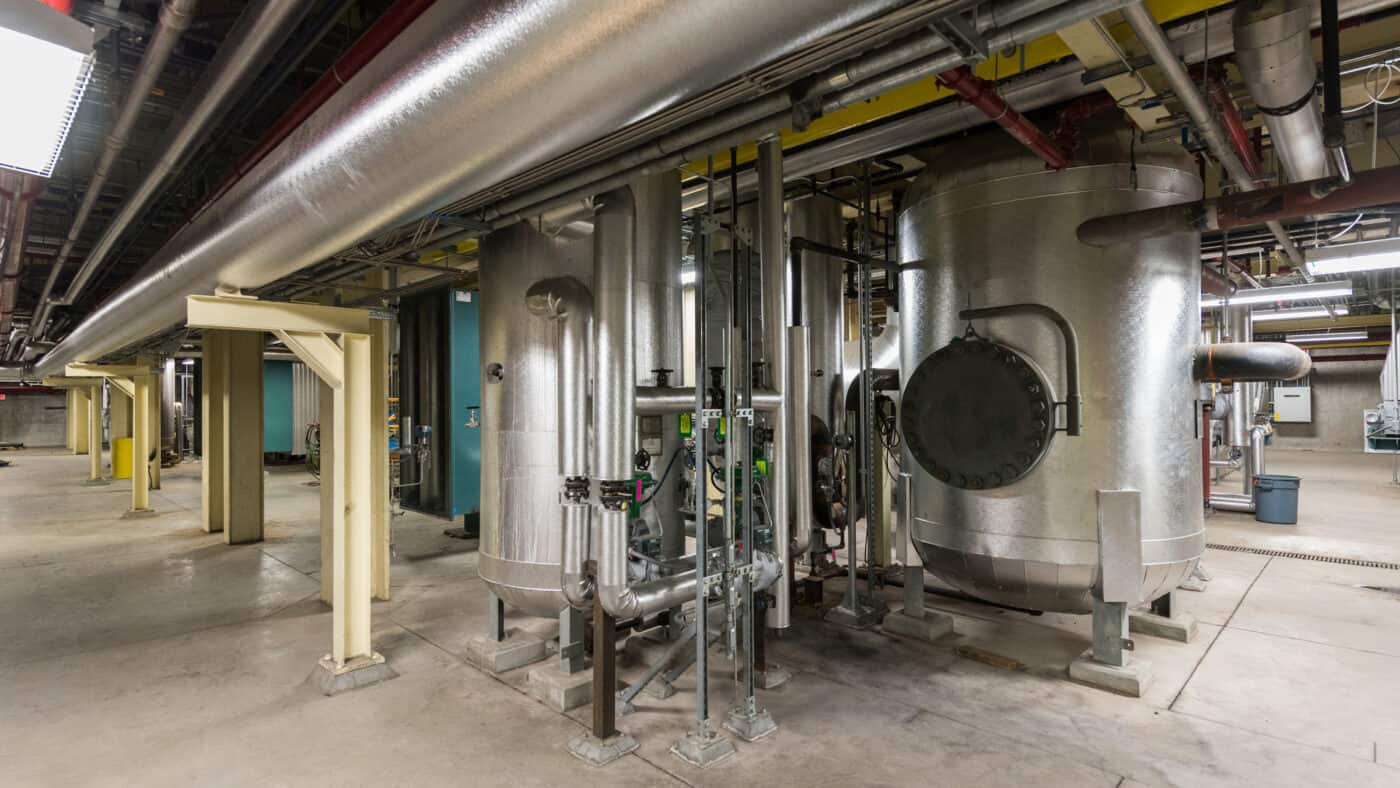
<box><xmin>900</xmin><ymin>337</ymin><xmax>1056</xmax><ymax>490</ymax></box>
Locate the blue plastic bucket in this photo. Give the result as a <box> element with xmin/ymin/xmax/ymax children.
<box><xmin>1253</xmin><ymin>474</ymin><xmax>1301</xmax><ymax>525</ymax></box>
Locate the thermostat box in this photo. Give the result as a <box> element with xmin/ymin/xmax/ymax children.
<box><xmin>1273</xmin><ymin>386</ymin><xmax>1312</xmax><ymax>423</ymax></box>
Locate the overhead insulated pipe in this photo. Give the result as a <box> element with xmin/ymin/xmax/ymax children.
<box><xmin>1192</xmin><ymin>342</ymin><xmax>1313</xmax><ymax>382</ymax></box>
<box><xmin>30</xmin><ymin>0</ymin><xmax>198</xmax><ymax>339</ymax></box>
<box><xmin>1120</xmin><ymin>2</ymin><xmax>1306</xmax><ymax>268</ymax></box>
<box><xmin>30</xmin><ymin>0</ymin><xmax>314</xmax><ymax>343</ymax></box>
<box><xmin>0</xmin><ymin>174</ymin><xmax>40</xmax><ymax>340</ymax></box>
<box><xmin>1233</xmin><ymin>0</ymin><xmax>1334</xmax><ymax>182</ymax></box>
<box><xmin>593</xmin><ymin>188</ymin><xmax>697</xmax><ymax>620</ymax></box>
<box><xmin>524</xmin><ymin>276</ymin><xmax>594</xmax><ymax>608</ymax></box>
<box><xmin>34</xmin><ymin>0</ymin><xmax>911</xmax><ymax>379</ymax></box>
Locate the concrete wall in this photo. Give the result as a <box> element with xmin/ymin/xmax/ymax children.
<box><xmin>0</xmin><ymin>391</ymin><xmax>68</xmax><ymax>448</ymax></box>
<box><xmin>1273</xmin><ymin>359</ymin><xmax>1384</xmax><ymax>452</ymax></box>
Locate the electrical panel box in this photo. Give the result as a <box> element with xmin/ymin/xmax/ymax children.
<box><xmin>1273</xmin><ymin>386</ymin><xmax>1312</xmax><ymax>423</ymax></box>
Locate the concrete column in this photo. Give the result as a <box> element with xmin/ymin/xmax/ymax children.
<box><xmin>222</xmin><ymin>331</ymin><xmax>264</xmax><ymax>544</ymax></box>
<box><xmin>72</xmin><ymin>387</ymin><xmax>90</xmax><ymax>455</ymax></box>
<box><xmin>131</xmin><ymin>375</ymin><xmax>153</xmax><ymax>513</ymax></box>
<box><xmin>201</xmin><ymin>331</ymin><xmax>228</xmax><ymax>533</ymax></box>
<box><xmin>86</xmin><ymin>383</ymin><xmax>103</xmax><ymax>482</ymax></box>
<box><xmin>319</xmin><ymin>378</ymin><xmax>334</xmax><ymax>604</ymax></box>
<box><xmin>110</xmin><ymin>387</ymin><xmax>131</xmax><ymax>439</ymax></box>
<box><xmin>331</xmin><ymin>333</ymin><xmax>374</xmax><ymax>665</ymax></box>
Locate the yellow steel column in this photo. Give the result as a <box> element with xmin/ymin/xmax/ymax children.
<box><xmin>370</xmin><ymin>299</ymin><xmax>391</xmax><ymax>601</ymax></box>
<box><xmin>148</xmin><ymin>366</ymin><xmax>161</xmax><ymax>490</ymax></box>
<box><xmin>64</xmin><ymin>388</ymin><xmax>76</xmax><ymax>451</ymax></box>
<box><xmin>331</xmin><ymin>333</ymin><xmax>376</xmax><ymax>666</ymax></box>
<box><xmin>130</xmin><ymin>374</ymin><xmax>153</xmax><ymax>514</ymax></box>
<box><xmin>319</xmin><ymin>377</ymin><xmax>334</xmax><ymax>604</ymax></box>
<box><xmin>86</xmin><ymin>382</ymin><xmax>104</xmax><ymax>483</ymax></box>
<box><xmin>222</xmin><ymin>331</ymin><xmax>264</xmax><ymax>544</ymax></box>
<box><xmin>201</xmin><ymin>331</ymin><xmax>228</xmax><ymax>533</ymax></box>
<box><xmin>72</xmin><ymin>387</ymin><xmax>90</xmax><ymax>455</ymax></box>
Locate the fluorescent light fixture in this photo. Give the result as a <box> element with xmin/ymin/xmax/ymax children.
<box><xmin>0</xmin><ymin>2</ymin><xmax>95</xmax><ymax>177</ymax></box>
<box><xmin>1251</xmin><ymin>305</ymin><xmax>1350</xmax><ymax>322</ymax></box>
<box><xmin>1306</xmin><ymin>237</ymin><xmax>1400</xmax><ymax>276</ymax></box>
<box><xmin>1201</xmin><ymin>280</ymin><xmax>1354</xmax><ymax>308</ymax></box>
<box><xmin>1285</xmin><ymin>330</ymin><xmax>1369</xmax><ymax>344</ymax></box>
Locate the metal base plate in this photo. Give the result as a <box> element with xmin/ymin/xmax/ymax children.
<box><xmin>82</xmin><ymin>478</ymin><xmax>111</xmax><ymax>486</ymax></box>
<box><xmin>122</xmin><ymin>508</ymin><xmax>158</xmax><ymax>519</ymax></box>
<box><xmin>754</xmin><ymin>664</ymin><xmax>791</xmax><ymax>690</ymax></box>
<box><xmin>567</xmin><ymin>733</ymin><xmax>638</xmax><ymax>766</ymax></box>
<box><xmin>670</xmin><ymin>728</ymin><xmax>736</xmax><ymax>768</ymax></box>
<box><xmin>723</xmin><ymin>706</ymin><xmax>777</xmax><ymax>742</ymax></box>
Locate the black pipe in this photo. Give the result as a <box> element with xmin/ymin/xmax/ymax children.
<box><xmin>1193</xmin><ymin>342</ymin><xmax>1312</xmax><ymax>382</ymax></box>
<box><xmin>959</xmin><ymin>303</ymin><xmax>1083</xmax><ymax>436</ymax></box>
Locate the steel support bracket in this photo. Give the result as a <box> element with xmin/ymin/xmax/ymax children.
<box><xmin>930</xmin><ymin>13</ymin><xmax>987</xmax><ymax>60</ymax></box>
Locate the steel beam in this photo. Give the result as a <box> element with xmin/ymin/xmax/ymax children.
<box><xmin>223</xmin><ymin>332</ymin><xmax>265</xmax><ymax>544</ymax></box>
<box><xmin>131</xmin><ymin>374</ymin><xmax>153</xmax><ymax>514</ymax></box>
<box><xmin>187</xmin><ymin>294</ymin><xmax>375</xmax><ymax>335</ymax></box>
<box><xmin>87</xmin><ymin>382</ymin><xmax>103</xmax><ymax>482</ymax></box>
<box><xmin>201</xmin><ymin>330</ymin><xmax>228</xmax><ymax>534</ymax></box>
<box><xmin>72</xmin><ymin>387</ymin><xmax>90</xmax><ymax>456</ymax></box>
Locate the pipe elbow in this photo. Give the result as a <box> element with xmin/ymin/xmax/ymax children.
<box><xmin>597</xmin><ymin>584</ymin><xmax>644</xmax><ymax>621</ymax></box>
<box><xmin>561</xmin><ymin>574</ymin><xmax>594</xmax><ymax>610</ymax></box>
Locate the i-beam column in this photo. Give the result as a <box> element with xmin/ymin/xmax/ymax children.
<box><xmin>187</xmin><ymin>295</ymin><xmax>392</xmax><ymax>692</ymax></box>
<box><xmin>72</xmin><ymin>387</ymin><xmax>90</xmax><ymax>455</ymax></box>
<box><xmin>201</xmin><ymin>330</ymin><xmax>228</xmax><ymax>534</ymax></box>
<box><xmin>223</xmin><ymin>332</ymin><xmax>264</xmax><ymax>544</ymax></box>
<box><xmin>86</xmin><ymin>381</ymin><xmax>104</xmax><ymax>484</ymax></box>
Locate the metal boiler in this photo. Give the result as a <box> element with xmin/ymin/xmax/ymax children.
<box><xmin>477</xmin><ymin>222</ymin><xmax>593</xmax><ymax>616</ymax></box>
<box><xmin>897</xmin><ymin>131</ymin><xmax>1205</xmax><ymax>613</ymax></box>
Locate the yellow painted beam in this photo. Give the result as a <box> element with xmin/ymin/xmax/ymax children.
<box><xmin>43</xmin><ymin>375</ymin><xmax>102</xmax><ymax>387</ymax></box>
<box><xmin>131</xmin><ymin>374</ymin><xmax>153</xmax><ymax>513</ymax></box>
<box><xmin>64</xmin><ymin>362</ymin><xmax>154</xmax><ymax>379</ymax></box>
<box><xmin>201</xmin><ymin>330</ymin><xmax>228</xmax><ymax>534</ymax></box>
<box><xmin>187</xmin><ymin>295</ymin><xmax>375</xmax><ymax>335</ymax></box>
<box><xmin>1299</xmin><ymin>339</ymin><xmax>1392</xmax><ymax>350</ymax></box>
<box><xmin>273</xmin><ymin>329</ymin><xmax>344</xmax><ymax>389</ymax></box>
<box><xmin>1253</xmin><ymin>314</ymin><xmax>1400</xmax><ymax>333</ymax></box>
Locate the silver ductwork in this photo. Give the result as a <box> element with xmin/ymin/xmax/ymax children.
<box><xmin>1234</xmin><ymin>0</ymin><xmax>1335</xmax><ymax>182</ymax></box>
<box><xmin>32</xmin><ymin>0</ymin><xmax>311</xmax><ymax>343</ymax></box>
<box><xmin>34</xmin><ymin>0</ymin><xmax>909</xmax><ymax>378</ymax></box>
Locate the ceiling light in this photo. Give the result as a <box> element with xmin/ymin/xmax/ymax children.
<box><xmin>1251</xmin><ymin>305</ymin><xmax>1351</xmax><ymax>322</ymax></box>
<box><xmin>1284</xmin><ymin>330</ymin><xmax>1370</xmax><ymax>344</ymax></box>
<box><xmin>0</xmin><ymin>2</ymin><xmax>95</xmax><ymax>177</ymax></box>
<box><xmin>1306</xmin><ymin>237</ymin><xmax>1400</xmax><ymax>276</ymax></box>
<box><xmin>1201</xmin><ymin>280</ymin><xmax>1354</xmax><ymax>308</ymax></box>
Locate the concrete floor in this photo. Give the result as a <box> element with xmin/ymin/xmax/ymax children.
<box><xmin>2</xmin><ymin>447</ymin><xmax>1398</xmax><ymax>786</ymax></box>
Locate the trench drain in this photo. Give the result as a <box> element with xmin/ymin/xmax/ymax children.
<box><xmin>1206</xmin><ymin>543</ymin><xmax>1400</xmax><ymax>571</ymax></box>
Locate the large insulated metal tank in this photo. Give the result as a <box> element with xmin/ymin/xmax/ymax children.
<box><xmin>478</xmin><ymin>222</ymin><xmax>592</xmax><ymax>617</ymax></box>
<box><xmin>897</xmin><ymin>130</ymin><xmax>1205</xmax><ymax>613</ymax></box>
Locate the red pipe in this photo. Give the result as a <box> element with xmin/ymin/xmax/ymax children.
<box><xmin>189</xmin><ymin>0</ymin><xmax>437</xmax><ymax>223</ymax></box>
<box><xmin>1208</xmin><ymin>73</ymin><xmax>1261</xmax><ymax>180</ymax></box>
<box><xmin>937</xmin><ymin>66</ymin><xmax>1071</xmax><ymax>170</ymax></box>
<box><xmin>35</xmin><ymin>0</ymin><xmax>74</xmax><ymax>13</ymax></box>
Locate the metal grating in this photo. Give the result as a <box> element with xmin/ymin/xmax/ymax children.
<box><xmin>1206</xmin><ymin>543</ymin><xmax>1400</xmax><ymax>571</ymax></box>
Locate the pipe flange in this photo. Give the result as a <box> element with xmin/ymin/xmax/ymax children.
<box><xmin>563</xmin><ymin>475</ymin><xmax>590</xmax><ymax>503</ymax></box>
<box><xmin>901</xmin><ymin>337</ymin><xmax>1055</xmax><ymax>490</ymax></box>
<box><xmin>598</xmin><ymin>479</ymin><xmax>634</xmax><ymax>511</ymax></box>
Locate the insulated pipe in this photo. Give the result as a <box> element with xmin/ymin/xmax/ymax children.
<box><xmin>1233</xmin><ymin>0</ymin><xmax>1333</xmax><ymax>182</ymax></box>
<box><xmin>637</xmin><ymin>386</ymin><xmax>782</xmax><ymax>415</ymax></box>
<box><xmin>524</xmin><ymin>276</ymin><xmax>593</xmax><ymax>608</ymax></box>
<box><xmin>188</xmin><ymin>0</ymin><xmax>439</xmax><ymax>226</ymax></box>
<box><xmin>31</xmin><ymin>0</ymin><xmax>198</xmax><ymax>338</ymax></box>
<box><xmin>592</xmin><ymin>188</ymin><xmax>696</xmax><ymax>620</ymax></box>
<box><xmin>1208</xmin><ymin>73</ymin><xmax>1262</xmax><ymax>180</ymax></box>
<box><xmin>789</xmin><ymin>324</ymin><xmax>814</xmax><ymax>557</ymax></box>
<box><xmin>1193</xmin><ymin>342</ymin><xmax>1313</xmax><ymax>382</ymax></box>
<box><xmin>758</xmin><ymin>139</ymin><xmax>794</xmax><ymax>631</ymax></box>
<box><xmin>0</xmin><ymin>175</ymin><xmax>40</xmax><ymax>340</ymax></box>
<box><xmin>36</xmin><ymin>0</ymin><xmax>909</xmax><ymax>378</ymax></box>
<box><xmin>1121</xmin><ymin>2</ymin><xmax>1306</xmax><ymax>268</ymax></box>
<box><xmin>1078</xmin><ymin>164</ymin><xmax>1400</xmax><ymax>245</ymax></box>
<box><xmin>935</xmin><ymin>66</ymin><xmax>1070</xmax><ymax>170</ymax></box>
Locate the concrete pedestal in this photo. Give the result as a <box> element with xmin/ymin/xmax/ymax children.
<box><xmin>723</xmin><ymin>706</ymin><xmax>777</xmax><ymax>742</ymax></box>
<box><xmin>1130</xmin><ymin>610</ymin><xmax>1199</xmax><ymax>643</ymax></box>
<box><xmin>307</xmin><ymin>653</ymin><xmax>397</xmax><ymax>696</ymax></box>
<box><xmin>754</xmin><ymin>664</ymin><xmax>792</xmax><ymax>690</ymax></box>
<box><xmin>466</xmin><ymin>630</ymin><xmax>547</xmax><ymax>673</ymax></box>
<box><xmin>1068</xmin><ymin>649</ymin><xmax>1152</xmax><ymax>697</ymax></box>
<box><xmin>567</xmin><ymin>732</ymin><xmax>638</xmax><ymax>766</ymax></box>
<box><xmin>527</xmin><ymin>665</ymin><xmax>592</xmax><ymax>712</ymax></box>
<box><xmin>670</xmin><ymin>728</ymin><xmax>736</xmax><ymax>768</ymax></box>
<box><xmin>882</xmin><ymin>607</ymin><xmax>955</xmax><ymax>643</ymax></box>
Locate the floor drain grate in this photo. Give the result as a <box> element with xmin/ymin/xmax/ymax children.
<box><xmin>1206</xmin><ymin>543</ymin><xmax>1400</xmax><ymax>571</ymax></box>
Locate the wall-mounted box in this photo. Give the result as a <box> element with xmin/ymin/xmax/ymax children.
<box><xmin>1273</xmin><ymin>386</ymin><xmax>1312</xmax><ymax>423</ymax></box>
